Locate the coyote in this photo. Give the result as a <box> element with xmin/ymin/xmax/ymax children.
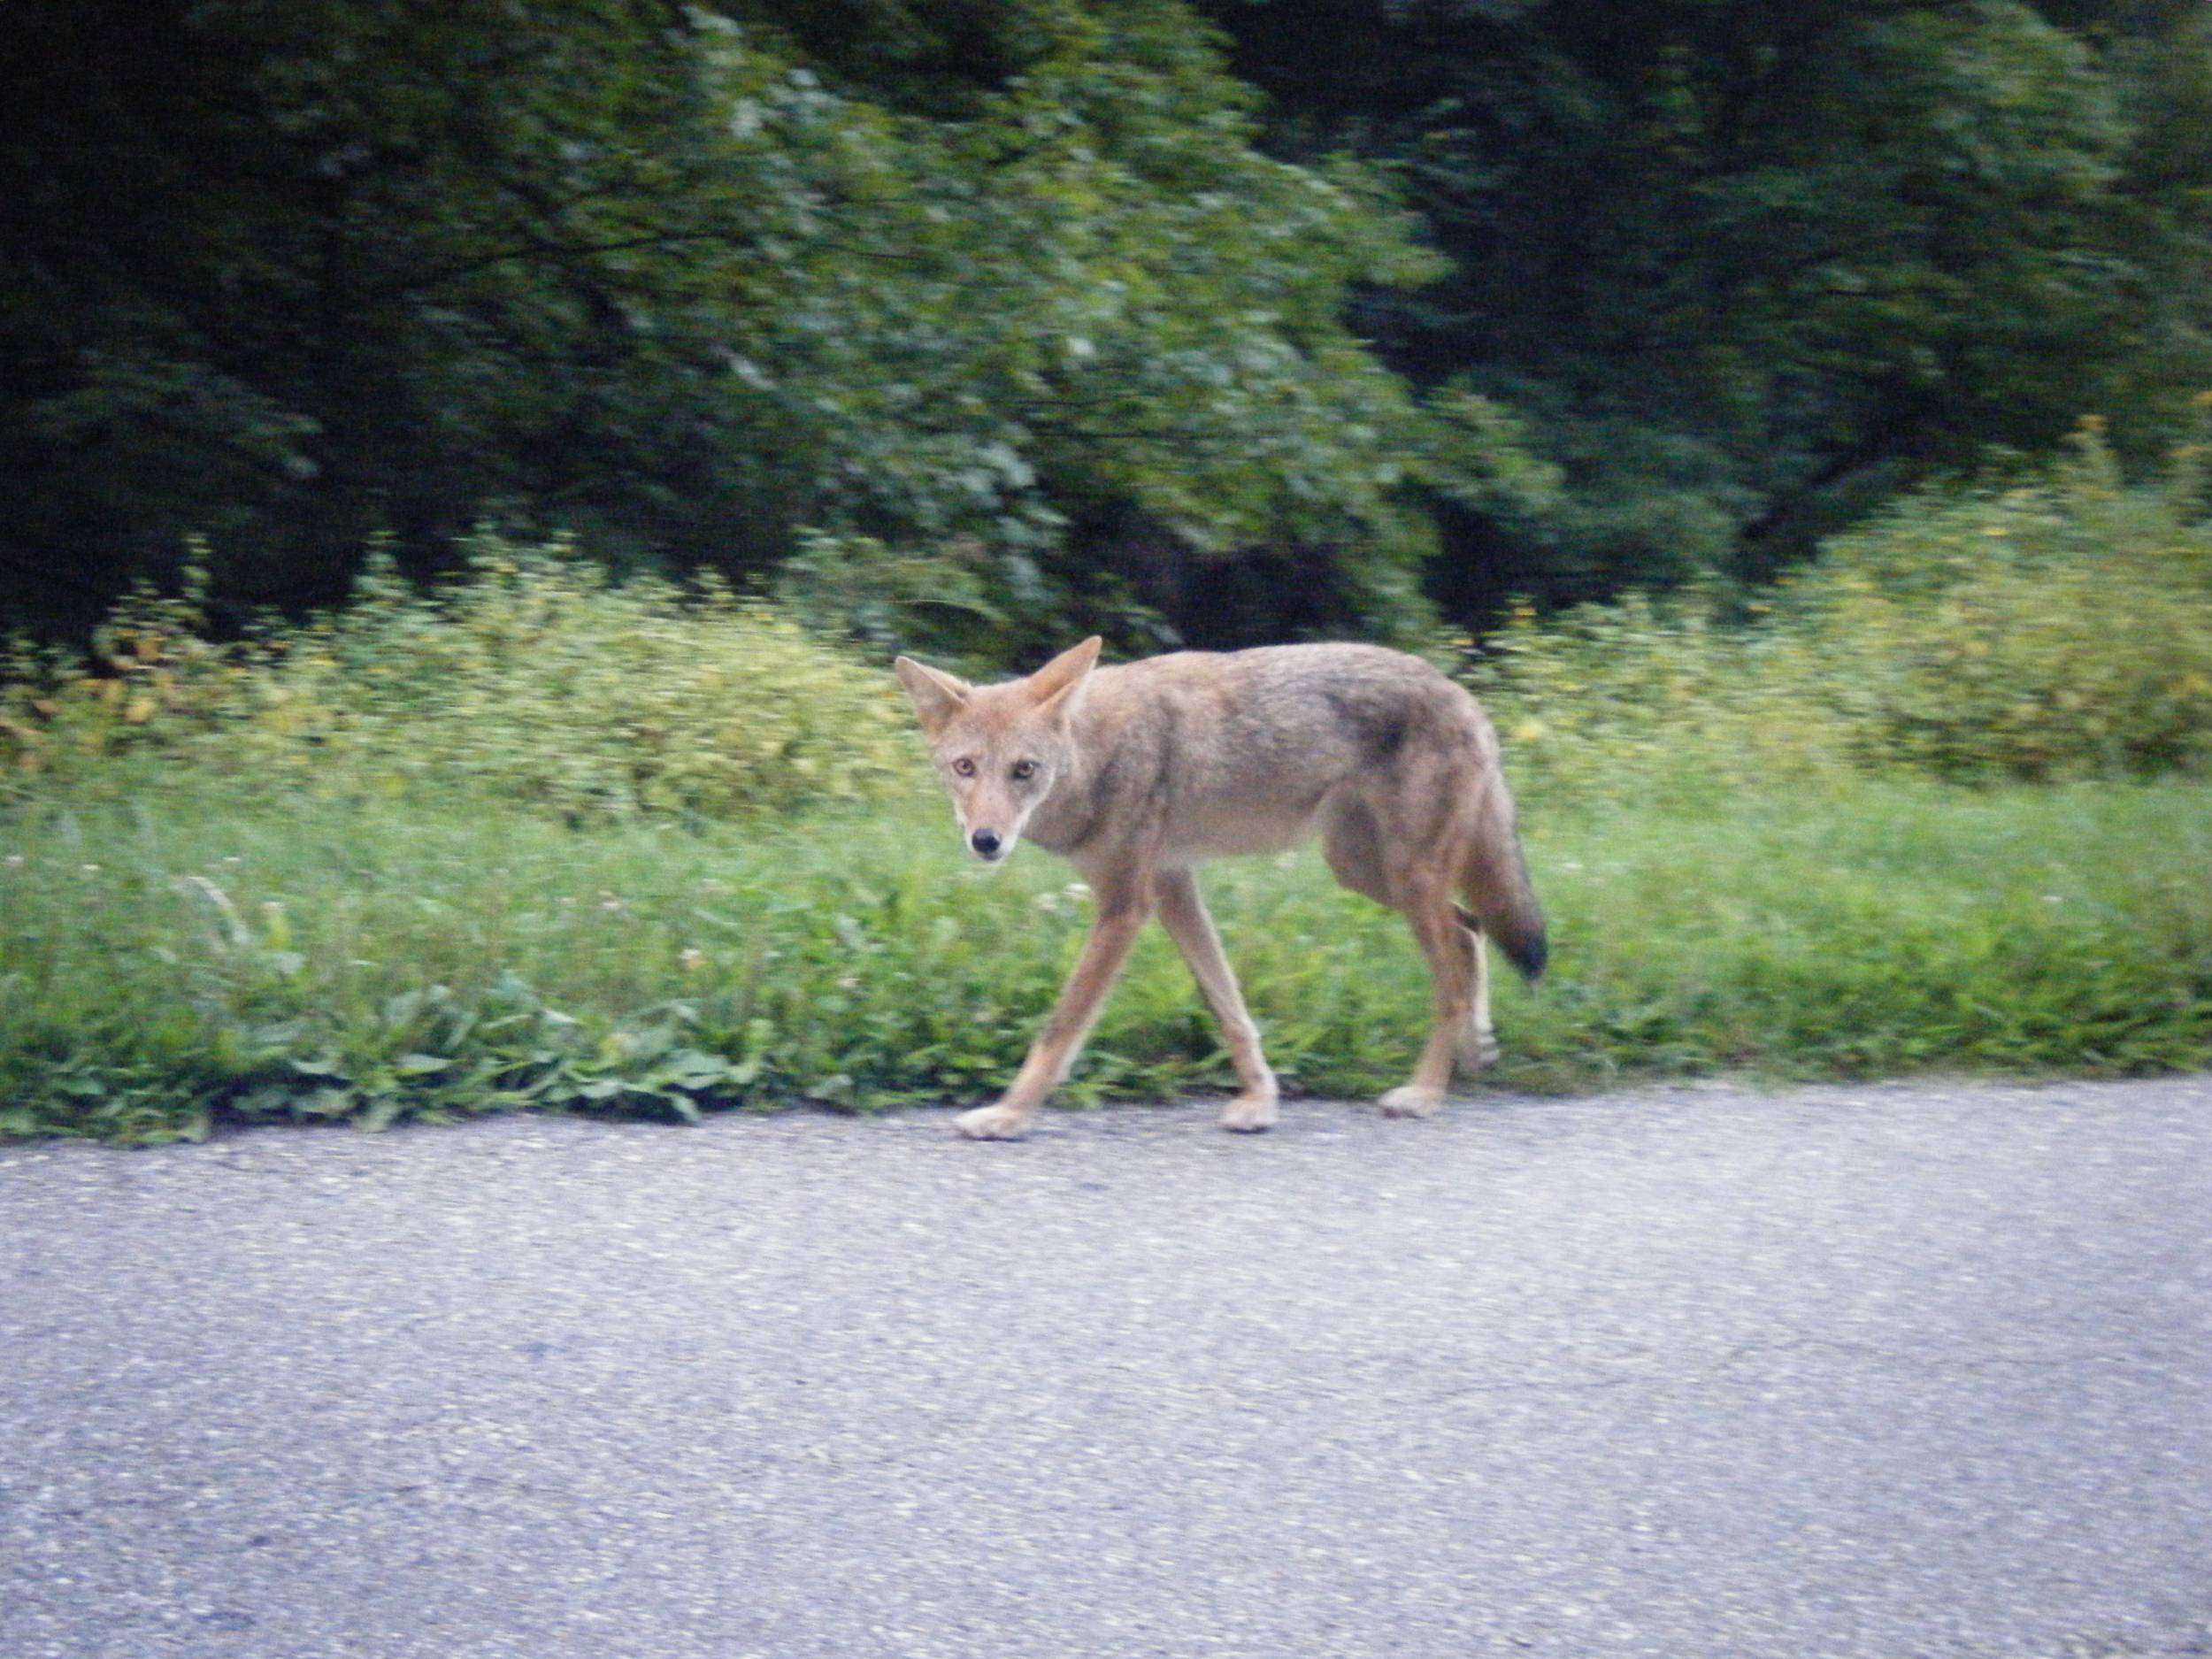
<box><xmin>894</xmin><ymin>638</ymin><xmax>1547</xmax><ymax>1139</ymax></box>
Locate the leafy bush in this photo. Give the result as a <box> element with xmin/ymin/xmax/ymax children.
<box><xmin>1459</xmin><ymin>586</ymin><xmax>1860</xmax><ymax>809</ymax></box>
<box><xmin>1467</xmin><ymin>424</ymin><xmax>2212</xmax><ymax>803</ymax></box>
<box><xmin>1817</xmin><ymin>428</ymin><xmax>2212</xmax><ymax>781</ymax></box>
<box><xmin>2</xmin><ymin>535</ymin><xmax>922</xmax><ymax>822</ymax></box>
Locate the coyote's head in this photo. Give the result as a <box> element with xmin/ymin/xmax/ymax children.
<box><xmin>893</xmin><ymin>637</ymin><xmax>1101</xmax><ymax>863</ymax></box>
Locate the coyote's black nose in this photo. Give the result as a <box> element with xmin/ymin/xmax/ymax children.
<box><xmin>971</xmin><ymin>828</ymin><xmax>1002</xmax><ymax>858</ymax></box>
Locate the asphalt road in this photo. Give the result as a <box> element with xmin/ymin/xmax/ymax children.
<box><xmin>4</xmin><ymin>1076</ymin><xmax>2208</xmax><ymax>1659</ymax></box>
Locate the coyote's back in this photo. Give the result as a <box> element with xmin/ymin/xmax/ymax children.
<box><xmin>894</xmin><ymin>638</ymin><xmax>1546</xmax><ymax>1138</ymax></box>
<box><xmin>1043</xmin><ymin>644</ymin><xmax>1547</xmax><ymax>979</ymax></box>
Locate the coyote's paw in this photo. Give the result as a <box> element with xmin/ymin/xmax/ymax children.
<box><xmin>1377</xmin><ymin>1085</ymin><xmax>1444</xmax><ymax>1119</ymax></box>
<box><xmin>955</xmin><ymin>1103</ymin><xmax>1033</xmax><ymax>1141</ymax></box>
<box><xmin>1455</xmin><ymin>1029</ymin><xmax>1500</xmax><ymax>1073</ymax></box>
<box><xmin>1217</xmin><ymin>1092</ymin><xmax>1279</xmax><ymax>1133</ymax></box>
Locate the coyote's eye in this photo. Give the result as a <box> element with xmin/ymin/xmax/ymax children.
<box><xmin>952</xmin><ymin>757</ymin><xmax>977</xmax><ymax>778</ymax></box>
<box><xmin>1010</xmin><ymin>759</ymin><xmax>1037</xmax><ymax>781</ymax></box>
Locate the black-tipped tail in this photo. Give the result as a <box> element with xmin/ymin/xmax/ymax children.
<box><xmin>1458</xmin><ymin>791</ymin><xmax>1548</xmax><ymax>985</ymax></box>
<box><xmin>1500</xmin><ymin>910</ymin><xmax>1548</xmax><ymax>983</ymax></box>
<box><xmin>1456</xmin><ymin>896</ymin><xmax>1548</xmax><ymax>982</ymax></box>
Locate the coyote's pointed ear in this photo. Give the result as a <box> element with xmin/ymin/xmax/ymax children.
<box><xmin>893</xmin><ymin>656</ymin><xmax>972</xmax><ymax>733</ymax></box>
<box><xmin>1025</xmin><ymin>635</ymin><xmax>1102</xmax><ymax>725</ymax></box>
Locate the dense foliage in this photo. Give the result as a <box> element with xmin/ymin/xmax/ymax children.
<box><xmin>8</xmin><ymin>430</ymin><xmax>2205</xmax><ymax>820</ymax></box>
<box><xmin>6</xmin><ymin>1</ymin><xmax>2206</xmax><ymax>648</ymax></box>
<box><xmin>1466</xmin><ymin>424</ymin><xmax>2212</xmax><ymax>801</ymax></box>
<box><xmin>1209</xmin><ymin>0</ymin><xmax>2212</xmax><ymax>614</ymax></box>
<box><xmin>0</xmin><ymin>536</ymin><xmax>918</xmax><ymax>822</ymax></box>
<box><xmin>2</xmin><ymin>0</ymin><xmax>1543</xmax><ymax>646</ymax></box>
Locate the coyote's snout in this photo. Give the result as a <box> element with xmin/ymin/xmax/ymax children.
<box><xmin>894</xmin><ymin>639</ymin><xmax>1547</xmax><ymax>1140</ymax></box>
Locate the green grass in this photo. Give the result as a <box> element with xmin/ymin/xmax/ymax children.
<box><xmin>3</xmin><ymin>772</ymin><xmax>2208</xmax><ymax>1142</ymax></box>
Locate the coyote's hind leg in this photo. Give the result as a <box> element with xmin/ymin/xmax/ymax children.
<box><xmin>1322</xmin><ymin>801</ymin><xmax>1473</xmax><ymax>1118</ymax></box>
<box><xmin>1378</xmin><ymin>892</ymin><xmax>1477</xmax><ymax>1118</ymax></box>
<box><xmin>1451</xmin><ymin>905</ymin><xmax>1498</xmax><ymax>1073</ymax></box>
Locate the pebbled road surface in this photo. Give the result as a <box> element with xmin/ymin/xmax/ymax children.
<box><xmin>4</xmin><ymin>1077</ymin><xmax>2209</xmax><ymax>1659</ymax></box>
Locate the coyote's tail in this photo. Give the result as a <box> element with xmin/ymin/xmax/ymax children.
<box><xmin>1459</xmin><ymin>796</ymin><xmax>1548</xmax><ymax>983</ymax></box>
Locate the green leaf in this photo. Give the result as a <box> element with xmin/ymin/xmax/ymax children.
<box><xmin>359</xmin><ymin>1096</ymin><xmax>406</xmax><ymax>1133</ymax></box>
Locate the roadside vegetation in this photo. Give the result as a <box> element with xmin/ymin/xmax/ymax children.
<box><xmin>1464</xmin><ymin>422</ymin><xmax>2212</xmax><ymax>802</ymax></box>
<box><xmin>6</xmin><ymin>4</ymin><xmax>2209</xmax><ymax>1144</ymax></box>
<box><xmin>4</xmin><ymin>434</ymin><xmax>2208</xmax><ymax>1142</ymax></box>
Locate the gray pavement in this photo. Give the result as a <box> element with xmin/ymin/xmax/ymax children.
<box><xmin>3</xmin><ymin>1076</ymin><xmax>2208</xmax><ymax>1659</ymax></box>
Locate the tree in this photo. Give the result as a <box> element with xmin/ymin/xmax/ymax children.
<box><xmin>1</xmin><ymin>0</ymin><xmax>1543</xmax><ymax>648</ymax></box>
<box><xmin>1204</xmin><ymin>0</ymin><xmax>2212</xmax><ymax>613</ymax></box>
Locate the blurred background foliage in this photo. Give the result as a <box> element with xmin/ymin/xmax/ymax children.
<box><xmin>4</xmin><ymin>0</ymin><xmax>2208</xmax><ymax>656</ymax></box>
<box><xmin>7</xmin><ymin>424</ymin><xmax>2207</xmax><ymax>821</ymax></box>
<box><xmin>2</xmin><ymin>0</ymin><xmax>1465</xmax><ymax>649</ymax></box>
<box><xmin>1460</xmin><ymin>421</ymin><xmax>2212</xmax><ymax>803</ymax></box>
<box><xmin>0</xmin><ymin>536</ymin><xmax>918</xmax><ymax>822</ymax></box>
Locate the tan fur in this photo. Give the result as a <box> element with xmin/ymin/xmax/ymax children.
<box><xmin>893</xmin><ymin>639</ymin><xmax>1547</xmax><ymax>1139</ymax></box>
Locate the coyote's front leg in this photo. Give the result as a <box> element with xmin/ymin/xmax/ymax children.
<box><xmin>1154</xmin><ymin>868</ymin><xmax>1278</xmax><ymax>1132</ymax></box>
<box><xmin>956</xmin><ymin>895</ymin><xmax>1151</xmax><ymax>1140</ymax></box>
